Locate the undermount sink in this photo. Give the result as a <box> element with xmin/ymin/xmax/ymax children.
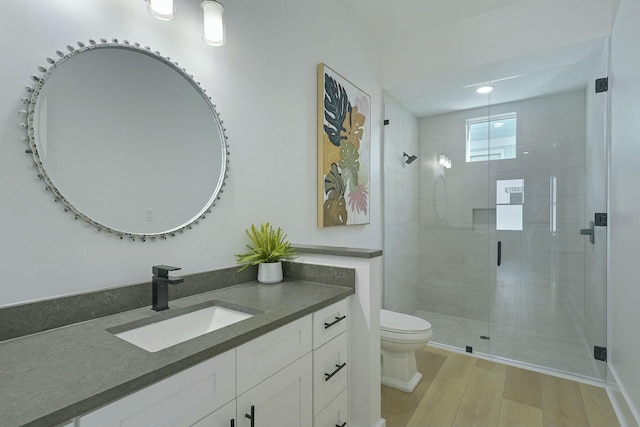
<box><xmin>115</xmin><ymin>306</ymin><xmax>254</xmax><ymax>352</ymax></box>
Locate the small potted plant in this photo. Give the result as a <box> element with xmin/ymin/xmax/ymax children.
<box><xmin>235</xmin><ymin>222</ymin><xmax>297</xmax><ymax>284</ymax></box>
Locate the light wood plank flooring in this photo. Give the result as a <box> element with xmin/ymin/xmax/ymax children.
<box><xmin>381</xmin><ymin>346</ymin><xmax>620</xmax><ymax>427</ymax></box>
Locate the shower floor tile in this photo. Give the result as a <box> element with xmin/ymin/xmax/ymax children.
<box><xmin>414</xmin><ymin>310</ymin><xmax>601</xmax><ymax>379</ymax></box>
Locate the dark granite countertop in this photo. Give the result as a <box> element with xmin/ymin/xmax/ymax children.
<box><xmin>0</xmin><ymin>279</ymin><xmax>354</xmax><ymax>427</ymax></box>
<box><xmin>293</xmin><ymin>244</ymin><xmax>383</xmax><ymax>258</ymax></box>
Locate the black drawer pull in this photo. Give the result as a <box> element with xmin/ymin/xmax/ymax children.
<box><xmin>324</xmin><ymin>315</ymin><xmax>346</xmax><ymax>329</ymax></box>
<box><xmin>336</xmin><ymin>423</ymin><xmax>347</xmax><ymax>427</ymax></box>
<box><xmin>230</xmin><ymin>419</ymin><xmax>235</xmax><ymax>427</ymax></box>
<box><xmin>245</xmin><ymin>405</ymin><xmax>255</xmax><ymax>427</ymax></box>
<box><xmin>324</xmin><ymin>362</ymin><xmax>347</xmax><ymax>381</ymax></box>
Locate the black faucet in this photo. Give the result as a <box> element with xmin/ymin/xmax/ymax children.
<box><xmin>152</xmin><ymin>265</ymin><xmax>184</xmax><ymax>312</ymax></box>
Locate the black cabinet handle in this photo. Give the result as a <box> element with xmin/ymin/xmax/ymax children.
<box><xmin>336</xmin><ymin>423</ymin><xmax>347</xmax><ymax>427</ymax></box>
<box><xmin>230</xmin><ymin>419</ymin><xmax>235</xmax><ymax>427</ymax></box>
<box><xmin>324</xmin><ymin>315</ymin><xmax>346</xmax><ymax>329</ymax></box>
<box><xmin>497</xmin><ymin>241</ymin><xmax>502</xmax><ymax>267</ymax></box>
<box><xmin>245</xmin><ymin>405</ymin><xmax>255</xmax><ymax>427</ymax></box>
<box><xmin>324</xmin><ymin>362</ymin><xmax>347</xmax><ymax>381</ymax></box>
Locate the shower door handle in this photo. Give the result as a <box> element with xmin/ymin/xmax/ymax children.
<box><xmin>497</xmin><ymin>241</ymin><xmax>502</xmax><ymax>267</ymax></box>
<box><xmin>580</xmin><ymin>221</ymin><xmax>595</xmax><ymax>244</ymax></box>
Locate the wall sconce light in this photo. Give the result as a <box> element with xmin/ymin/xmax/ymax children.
<box><xmin>144</xmin><ymin>0</ymin><xmax>226</xmax><ymax>47</ymax></box>
<box><xmin>146</xmin><ymin>0</ymin><xmax>175</xmax><ymax>21</ymax></box>
<box><xmin>201</xmin><ymin>0</ymin><xmax>225</xmax><ymax>46</ymax></box>
<box><xmin>439</xmin><ymin>154</ymin><xmax>452</xmax><ymax>169</ymax></box>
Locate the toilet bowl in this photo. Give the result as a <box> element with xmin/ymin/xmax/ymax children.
<box><xmin>380</xmin><ymin>309</ymin><xmax>432</xmax><ymax>393</ymax></box>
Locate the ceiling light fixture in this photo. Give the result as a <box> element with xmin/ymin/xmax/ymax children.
<box><xmin>146</xmin><ymin>0</ymin><xmax>175</xmax><ymax>21</ymax></box>
<box><xmin>476</xmin><ymin>85</ymin><xmax>494</xmax><ymax>94</ymax></box>
<box><xmin>201</xmin><ymin>0</ymin><xmax>225</xmax><ymax>46</ymax></box>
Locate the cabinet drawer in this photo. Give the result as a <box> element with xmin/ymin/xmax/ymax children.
<box><xmin>313</xmin><ymin>299</ymin><xmax>348</xmax><ymax>350</ymax></box>
<box><xmin>313</xmin><ymin>332</ymin><xmax>348</xmax><ymax>415</ymax></box>
<box><xmin>237</xmin><ymin>315</ymin><xmax>312</xmax><ymax>395</ymax></box>
<box><xmin>314</xmin><ymin>389</ymin><xmax>348</xmax><ymax>427</ymax></box>
<box><xmin>79</xmin><ymin>349</ymin><xmax>235</xmax><ymax>427</ymax></box>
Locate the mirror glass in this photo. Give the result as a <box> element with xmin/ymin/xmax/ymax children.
<box><xmin>28</xmin><ymin>43</ymin><xmax>227</xmax><ymax>237</ymax></box>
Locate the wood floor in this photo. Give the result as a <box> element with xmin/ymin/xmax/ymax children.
<box><xmin>381</xmin><ymin>346</ymin><xmax>620</xmax><ymax>427</ymax></box>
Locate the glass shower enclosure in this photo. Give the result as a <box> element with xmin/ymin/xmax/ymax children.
<box><xmin>383</xmin><ymin>42</ymin><xmax>609</xmax><ymax>380</ymax></box>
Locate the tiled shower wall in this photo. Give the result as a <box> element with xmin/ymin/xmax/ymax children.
<box><xmin>418</xmin><ymin>91</ymin><xmax>587</xmax><ymax>331</ymax></box>
<box><xmin>383</xmin><ymin>94</ymin><xmax>420</xmax><ymax>314</ymax></box>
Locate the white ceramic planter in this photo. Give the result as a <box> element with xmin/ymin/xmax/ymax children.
<box><xmin>257</xmin><ymin>261</ymin><xmax>283</xmax><ymax>284</ymax></box>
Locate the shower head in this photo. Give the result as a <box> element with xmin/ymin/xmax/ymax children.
<box><xmin>403</xmin><ymin>152</ymin><xmax>418</xmax><ymax>164</ymax></box>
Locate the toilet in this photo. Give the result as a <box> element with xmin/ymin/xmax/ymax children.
<box><xmin>380</xmin><ymin>309</ymin><xmax>433</xmax><ymax>393</ymax></box>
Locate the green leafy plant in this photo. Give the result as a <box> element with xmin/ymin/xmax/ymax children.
<box><xmin>235</xmin><ymin>223</ymin><xmax>297</xmax><ymax>271</ymax></box>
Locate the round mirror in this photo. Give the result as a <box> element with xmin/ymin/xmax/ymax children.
<box><xmin>23</xmin><ymin>40</ymin><xmax>227</xmax><ymax>240</ymax></box>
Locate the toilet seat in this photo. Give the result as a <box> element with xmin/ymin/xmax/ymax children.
<box><xmin>380</xmin><ymin>309</ymin><xmax>432</xmax><ymax>334</ymax></box>
<box><xmin>381</xmin><ymin>328</ymin><xmax>433</xmax><ymax>343</ymax></box>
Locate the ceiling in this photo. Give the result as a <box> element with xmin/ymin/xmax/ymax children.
<box><xmin>341</xmin><ymin>0</ymin><xmax>526</xmax><ymax>48</ymax></box>
<box><xmin>341</xmin><ymin>0</ymin><xmax>608</xmax><ymax>118</ymax></box>
<box><xmin>398</xmin><ymin>58</ymin><xmax>600</xmax><ymax>117</ymax></box>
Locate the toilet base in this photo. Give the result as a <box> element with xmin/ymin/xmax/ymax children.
<box><xmin>382</xmin><ymin>370</ymin><xmax>422</xmax><ymax>393</ymax></box>
<box><xmin>381</xmin><ymin>348</ymin><xmax>422</xmax><ymax>393</ymax></box>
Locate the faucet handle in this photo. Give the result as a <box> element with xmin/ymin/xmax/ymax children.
<box><xmin>152</xmin><ymin>265</ymin><xmax>181</xmax><ymax>278</ymax></box>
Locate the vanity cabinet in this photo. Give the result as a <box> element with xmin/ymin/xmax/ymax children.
<box><xmin>312</xmin><ymin>299</ymin><xmax>348</xmax><ymax>349</ymax></box>
<box><xmin>77</xmin><ymin>299</ymin><xmax>349</xmax><ymax>427</ymax></box>
<box><xmin>191</xmin><ymin>400</ymin><xmax>236</xmax><ymax>427</ymax></box>
<box><xmin>314</xmin><ymin>389</ymin><xmax>349</xmax><ymax>427</ymax></box>
<box><xmin>312</xmin><ymin>299</ymin><xmax>349</xmax><ymax>426</ymax></box>
<box><xmin>78</xmin><ymin>350</ymin><xmax>236</xmax><ymax>427</ymax></box>
<box><xmin>235</xmin><ymin>315</ymin><xmax>313</xmax><ymax>427</ymax></box>
<box><xmin>236</xmin><ymin>315</ymin><xmax>312</xmax><ymax>395</ymax></box>
<box><xmin>236</xmin><ymin>353</ymin><xmax>312</xmax><ymax>427</ymax></box>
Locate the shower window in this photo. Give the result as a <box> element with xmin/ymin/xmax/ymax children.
<box><xmin>466</xmin><ymin>112</ymin><xmax>517</xmax><ymax>162</ymax></box>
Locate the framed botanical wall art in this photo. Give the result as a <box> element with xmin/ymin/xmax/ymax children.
<box><xmin>317</xmin><ymin>63</ymin><xmax>371</xmax><ymax>227</ymax></box>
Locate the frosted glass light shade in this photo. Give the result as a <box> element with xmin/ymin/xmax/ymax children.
<box><xmin>201</xmin><ymin>1</ymin><xmax>225</xmax><ymax>46</ymax></box>
<box><xmin>147</xmin><ymin>0</ymin><xmax>175</xmax><ymax>21</ymax></box>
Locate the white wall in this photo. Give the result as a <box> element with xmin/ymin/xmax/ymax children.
<box><xmin>610</xmin><ymin>0</ymin><xmax>640</xmax><ymax>422</ymax></box>
<box><xmin>382</xmin><ymin>93</ymin><xmax>420</xmax><ymax>314</ymax></box>
<box><xmin>0</xmin><ymin>0</ymin><xmax>382</xmax><ymax>306</ymax></box>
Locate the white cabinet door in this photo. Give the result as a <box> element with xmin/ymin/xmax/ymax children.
<box><xmin>79</xmin><ymin>350</ymin><xmax>235</xmax><ymax>427</ymax></box>
<box><xmin>236</xmin><ymin>315</ymin><xmax>312</xmax><ymax>395</ymax></box>
<box><xmin>192</xmin><ymin>400</ymin><xmax>236</xmax><ymax>427</ymax></box>
<box><xmin>237</xmin><ymin>353</ymin><xmax>312</xmax><ymax>427</ymax></box>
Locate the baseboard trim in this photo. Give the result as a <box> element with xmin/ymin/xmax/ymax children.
<box><xmin>373</xmin><ymin>418</ymin><xmax>386</xmax><ymax>427</ymax></box>
<box><xmin>427</xmin><ymin>342</ymin><xmax>605</xmax><ymax>387</ymax></box>
<box><xmin>607</xmin><ymin>365</ymin><xmax>640</xmax><ymax>427</ymax></box>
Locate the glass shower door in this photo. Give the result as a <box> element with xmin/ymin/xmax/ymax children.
<box><xmin>414</xmin><ymin>84</ymin><xmax>492</xmax><ymax>355</ymax></box>
<box><xmin>488</xmin><ymin>50</ymin><xmax>609</xmax><ymax>380</ymax></box>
